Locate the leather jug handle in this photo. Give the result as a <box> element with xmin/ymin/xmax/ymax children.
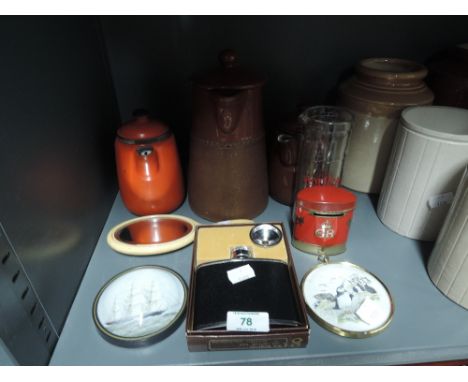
<box><xmin>136</xmin><ymin>146</ymin><xmax>159</xmax><ymax>173</ymax></box>
<box><xmin>211</xmin><ymin>90</ymin><xmax>246</xmax><ymax>135</ymax></box>
<box><xmin>277</xmin><ymin>134</ymin><xmax>298</xmax><ymax>167</ymax></box>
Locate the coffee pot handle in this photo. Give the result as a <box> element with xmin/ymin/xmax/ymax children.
<box><xmin>136</xmin><ymin>146</ymin><xmax>159</xmax><ymax>173</ymax></box>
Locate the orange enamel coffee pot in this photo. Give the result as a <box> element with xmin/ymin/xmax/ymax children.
<box><xmin>115</xmin><ymin>109</ymin><xmax>184</xmax><ymax>215</ymax></box>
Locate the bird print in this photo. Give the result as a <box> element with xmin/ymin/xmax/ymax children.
<box><xmin>313</xmin><ymin>274</ymin><xmax>379</xmax><ymax>325</ymax></box>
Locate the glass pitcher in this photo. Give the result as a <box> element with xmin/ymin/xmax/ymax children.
<box><xmin>294</xmin><ymin>106</ymin><xmax>353</xmax><ymax>195</ymax></box>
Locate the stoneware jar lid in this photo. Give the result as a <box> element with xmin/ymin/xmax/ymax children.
<box><xmin>296</xmin><ymin>186</ymin><xmax>357</xmax><ymax>213</ymax></box>
<box><xmin>192</xmin><ymin>49</ymin><xmax>266</xmax><ymax>90</ymax></box>
<box><xmin>401</xmin><ymin>106</ymin><xmax>468</xmax><ymax>143</ymax></box>
<box><xmin>117</xmin><ymin>109</ymin><xmax>171</xmax><ymax>144</ymax></box>
<box><xmin>356</xmin><ymin>58</ymin><xmax>428</xmax><ymax>88</ymax></box>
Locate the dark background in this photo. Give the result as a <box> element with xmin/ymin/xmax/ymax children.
<box><xmin>102</xmin><ymin>16</ymin><xmax>468</xmax><ymax>161</ymax></box>
<box><xmin>0</xmin><ymin>15</ymin><xmax>467</xmax><ymax>364</ymax></box>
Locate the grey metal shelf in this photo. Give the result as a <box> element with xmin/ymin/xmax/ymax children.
<box><xmin>50</xmin><ymin>193</ymin><xmax>468</xmax><ymax>365</ymax></box>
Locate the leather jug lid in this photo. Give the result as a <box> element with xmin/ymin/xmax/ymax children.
<box><xmin>296</xmin><ymin>186</ymin><xmax>357</xmax><ymax>213</ymax></box>
<box><xmin>192</xmin><ymin>49</ymin><xmax>266</xmax><ymax>90</ymax></box>
<box><xmin>117</xmin><ymin>109</ymin><xmax>170</xmax><ymax>144</ymax></box>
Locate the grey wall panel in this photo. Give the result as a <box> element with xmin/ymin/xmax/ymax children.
<box><xmin>0</xmin><ymin>15</ymin><xmax>119</xmax><ymax>344</ymax></box>
<box><xmin>0</xmin><ymin>339</ymin><xmax>17</xmax><ymax>366</ymax></box>
<box><xmin>101</xmin><ymin>15</ymin><xmax>468</xmax><ymax>160</ymax></box>
<box><xmin>0</xmin><ymin>338</ymin><xmax>18</xmax><ymax>366</ymax></box>
<box><xmin>0</xmin><ymin>224</ymin><xmax>58</xmax><ymax>365</ymax></box>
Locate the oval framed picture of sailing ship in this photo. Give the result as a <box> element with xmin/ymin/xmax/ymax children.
<box><xmin>301</xmin><ymin>262</ymin><xmax>394</xmax><ymax>338</ymax></box>
<box><xmin>93</xmin><ymin>265</ymin><xmax>187</xmax><ymax>347</ymax></box>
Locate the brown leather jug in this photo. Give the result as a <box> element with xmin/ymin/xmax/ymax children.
<box><xmin>188</xmin><ymin>49</ymin><xmax>268</xmax><ymax>221</ymax></box>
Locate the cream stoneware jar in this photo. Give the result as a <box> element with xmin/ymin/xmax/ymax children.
<box><xmin>377</xmin><ymin>106</ymin><xmax>468</xmax><ymax>241</ymax></box>
<box><xmin>428</xmin><ymin>166</ymin><xmax>468</xmax><ymax>309</ymax></box>
<box><xmin>338</xmin><ymin>58</ymin><xmax>433</xmax><ymax>194</ymax></box>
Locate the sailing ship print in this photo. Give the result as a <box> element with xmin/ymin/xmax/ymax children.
<box><xmin>103</xmin><ymin>280</ymin><xmax>179</xmax><ymax>337</ymax></box>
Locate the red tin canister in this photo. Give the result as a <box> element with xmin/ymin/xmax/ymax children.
<box><xmin>292</xmin><ymin>186</ymin><xmax>357</xmax><ymax>255</ymax></box>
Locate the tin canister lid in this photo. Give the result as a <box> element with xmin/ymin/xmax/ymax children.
<box><xmin>401</xmin><ymin>106</ymin><xmax>468</xmax><ymax>143</ymax></box>
<box><xmin>296</xmin><ymin>186</ymin><xmax>357</xmax><ymax>213</ymax></box>
<box><xmin>93</xmin><ymin>265</ymin><xmax>187</xmax><ymax>347</ymax></box>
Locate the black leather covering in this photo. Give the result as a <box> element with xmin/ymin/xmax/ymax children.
<box><xmin>193</xmin><ymin>259</ymin><xmax>302</xmax><ymax>330</ymax></box>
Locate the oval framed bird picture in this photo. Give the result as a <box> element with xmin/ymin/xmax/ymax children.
<box><xmin>301</xmin><ymin>261</ymin><xmax>394</xmax><ymax>338</ymax></box>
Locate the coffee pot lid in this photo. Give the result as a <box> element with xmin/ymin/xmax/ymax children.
<box><xmin>192</xmin><ymin>49</ymin><xmax>266</xmax><ymax>90</ymax></box>
<box><xmin>117</xmin><ymin>109</ymin><xmax>170</xmax><ymax>144</ymax></box>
